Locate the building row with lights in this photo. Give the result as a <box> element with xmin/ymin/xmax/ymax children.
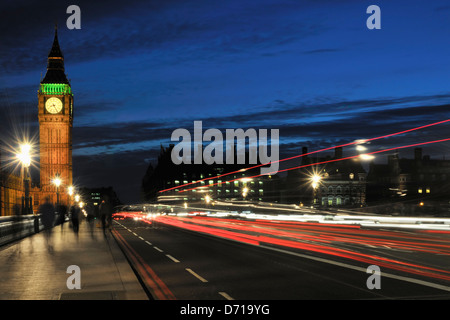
<box><xmin>143</xmin><ymin>144</ymin><xmax>450</xmax><ymax>215</ymax></box>
<box><xmin>142</xmin><ymin>144</ymin><xmax>281</xmax><ymax>204</ymax></box>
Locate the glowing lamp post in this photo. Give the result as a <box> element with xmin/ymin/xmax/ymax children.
<box><xmin>311</xmin><ymin>174</ymin><xmax>321</xmax><ymax>190</ymax></box>
<box><xmin>52</xmin><ymin>175</ymin><xmax>62</xmax><ymax>206</ymax></box>
<box><xmin>17</xmin><ymin>144</ymin><xmax>32</xmax><ymax>168</ymax></box>
<box><xmin>311</xmin><ymin>174</ymin><xmax>322</xmax><ymax>206</ymax></box>
<box><xmin>242</xmin><ymin>187</ymin><xmax>249</xmax><ymax>200</ymax></box>
<box><xmin>68</xmin><ymin>185</ymin><xmax>74</xmax><ymax>207</ymax></box>
<box><xmin>17</xmin><ymin>144</ymin><xmax>32</xmax><ymax>215</ymax></box>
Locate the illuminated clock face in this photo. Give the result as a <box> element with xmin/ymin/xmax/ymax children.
<box><xmin>45</xmin><ymin>97</ymin><xmax>63</xmax><ymax>114</ymax></box>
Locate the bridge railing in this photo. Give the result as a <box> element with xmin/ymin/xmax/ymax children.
<box><xmin>0</xmin><ymin>215</ymin><xmax>43</xmax><ymax>246</ymax></box>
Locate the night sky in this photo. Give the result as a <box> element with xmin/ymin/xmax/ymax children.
<box><xmin>1</xmin><ymin>0</ymin><xmax>450</xmax><ymax>203</ymax></box>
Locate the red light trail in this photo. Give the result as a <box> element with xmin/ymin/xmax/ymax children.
<box><xmin>147</xmin><ymin>214</ymin><xmax>450</xmax><ymax>283</ymax></box>
<box><xmin>158</xmin><ymin>119</ymin><xmax>450</xmax><ymax>194</ymax></box>
<box><xmin>178</xmin><ymin>137</ymin><xmax>450</xmax><ymax>193</ymax></box>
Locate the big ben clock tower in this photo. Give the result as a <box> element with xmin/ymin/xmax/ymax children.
<box><xmin>38</xmin><ymin>25</ymin><xmax>74</xmax><ymax>206</ymax></box>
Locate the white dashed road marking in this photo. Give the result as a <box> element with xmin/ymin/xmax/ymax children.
<box><xmin>186</xmin><ymin>268</ymin><xmax>208</xmax><ymax>283</ymax></box>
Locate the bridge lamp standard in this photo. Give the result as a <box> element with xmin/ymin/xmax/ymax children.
<box><xmin>52</xmin><ymin>175</ymin><xmax>62</xmax><ymax>206</ymax></box>
<box><xmin>310</xmin><ymin>174</ymin><xmax>322</xmax><ymax>206</ymax></box>
<box><xmin>242</xmin><ymin>187</ymin><xmax>249</xmax><ymax>200</ymax></box>
<box><xmin>16</xmin><ymin>143</ymin><xmax>32</xmax><ymax>215</ymax></box>
<box><xmin>68</xmin><ymin>185</ymin><xmax>75</xmax><ymax>207</ymax></box>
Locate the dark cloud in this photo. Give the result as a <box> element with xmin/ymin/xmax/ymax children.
<box><xmin>73</xmin><ymin>120</ymin><xmax>173</xmax><ymax>150</ymax></box>
<box><xmin>0</xmin><ymin>0</ymin><xmax>331</xmax><ymax>75</ymax></box>
<box><xmin>194</xmin><ymin>94</ymin><xmax>450</xmax><ymax>130</ymax></box>
<box><xmin>68</xmin><ymin>92</ymin><xmax>450</xmax><ymax>156</ymax></box>
<box><xmin>0</xmin><ymin>0</ymin><xmax>180</xmax><ymax>73</ymax></box>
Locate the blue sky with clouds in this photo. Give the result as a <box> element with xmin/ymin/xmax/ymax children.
<box><xmin>1</xmin><ymin>0</ymin><xmax>450</xmax><ymax>202</ymax></box>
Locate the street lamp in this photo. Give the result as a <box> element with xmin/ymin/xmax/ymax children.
<box><xmin>16</xmin><ymin>143</ymin><xmax>32</xmax><ymax>215</ymax></box>
<box><xmin>68</xmin><ymin>185</ymin><xmax>74</xmax><ymax>208</ymax></box>
<box><xmin>242</xmin><ymin>187</ymin><xmax>249</xmax><ymax>200</ymax></box>
<box><xmin>310</xmin><ymin>174</ymin><xmax>322</xmax><ymax>206</ymax></box>
<box><xmin>52</xmin><ymin>175</ymin><xmax>62</xmax><ymax>206</ymax></box>
<box><xmin>359</xmin><ymin>154</ymin><xmax>375</xmax><ymax>161</ymax></box>
<box><xmin>311</xmin><ymin>174</ymin><xmax>321</xmax><ymax>190</ymax></box>
<box><xmin>17</xmin><ymin>143</ymin><xmax>32</xmax><ymax>167</ymax></box>
<box><xmin>68</xmin><ymin>185</ymin><xmax>74</xmax><ymax>196</ymax></box>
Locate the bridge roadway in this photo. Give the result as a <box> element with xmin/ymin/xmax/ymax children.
<box><xmin>112</xmin><ymin>214</ymin><xmax>450</xmax><ymax>300</ymax></box>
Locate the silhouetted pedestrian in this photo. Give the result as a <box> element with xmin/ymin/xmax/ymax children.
<box><xmin>57</xmin><ymin>204</ymin><xmax>67</xmax><ymax>229</ymax></box>
<box><xmin>39</xmin><ymin>197</ymin><xmax>55</xmax><ymax>244</ymax></box>
<box><xmin>99</xmin><ymin>196</ymin><xmax>113</xmax><ymax>235</ymax></box>
<box><xmin>70</xmin><ymin>204</ymin><xmax>81</xmax><ymax>234</ymax></box>
<box><xmin>85</xmin><ymin>203</ymin><xmax>95</xmax><ymax>224</ymax></box>
<box><xmin>85</xmin><ymin>204</ymin><xmax>95</xmax><ymax>237</ymax></box>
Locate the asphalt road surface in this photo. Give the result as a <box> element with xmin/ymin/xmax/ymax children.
<box><xmin>111</xmin><ymin>215</ymin><xmax>450</xmax><ymax>300</ymax></box>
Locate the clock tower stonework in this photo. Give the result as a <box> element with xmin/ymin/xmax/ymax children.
<box><xmin>37</xmin><ymin>26</ymin><xmax>74</xmax><ymax>206</ymax></box>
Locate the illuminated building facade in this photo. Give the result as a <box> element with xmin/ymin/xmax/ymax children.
<box><xmin>285</xmin><ymin>147</ymin><xmax>367</xmax><ymax>207</ymax></box>
<box><xmin>142</xmin><ymin>144</ymin><xmax>280</xmax><ymax>203</ymax></box>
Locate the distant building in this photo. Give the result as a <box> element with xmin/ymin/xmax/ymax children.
<box><xmin>285</xmin><ymin>147</ymin><xmax>367</xmax><ymax>207</ymax></box>
<box><xmin>141</xmin><ymin>144</ymin><xmax>280</xmax><ymax>204</ymax></box>
<box><xmin>78</xmin><ymin>186</ymin><xmax>121</xmax><ymax>217</ymax></box>
<box><xmin>366</xmin><ymin>148</ymin><xmax>450</xmax><ymax>213</ymax></box>
<box><xmin>141</xmin><ymin>143</ymin><xmax>450</xmax><ymax>215</ymax></box>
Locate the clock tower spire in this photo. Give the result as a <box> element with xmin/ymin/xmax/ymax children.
<box><xmin>38</xmin><ymin>26</ymin><xmax>74</xmax><ymax>207</ymax></box>
<box><xmin>42</xmin><ymin>23</ymin><xmax>69</xmax><ymax>84</ymax></box>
